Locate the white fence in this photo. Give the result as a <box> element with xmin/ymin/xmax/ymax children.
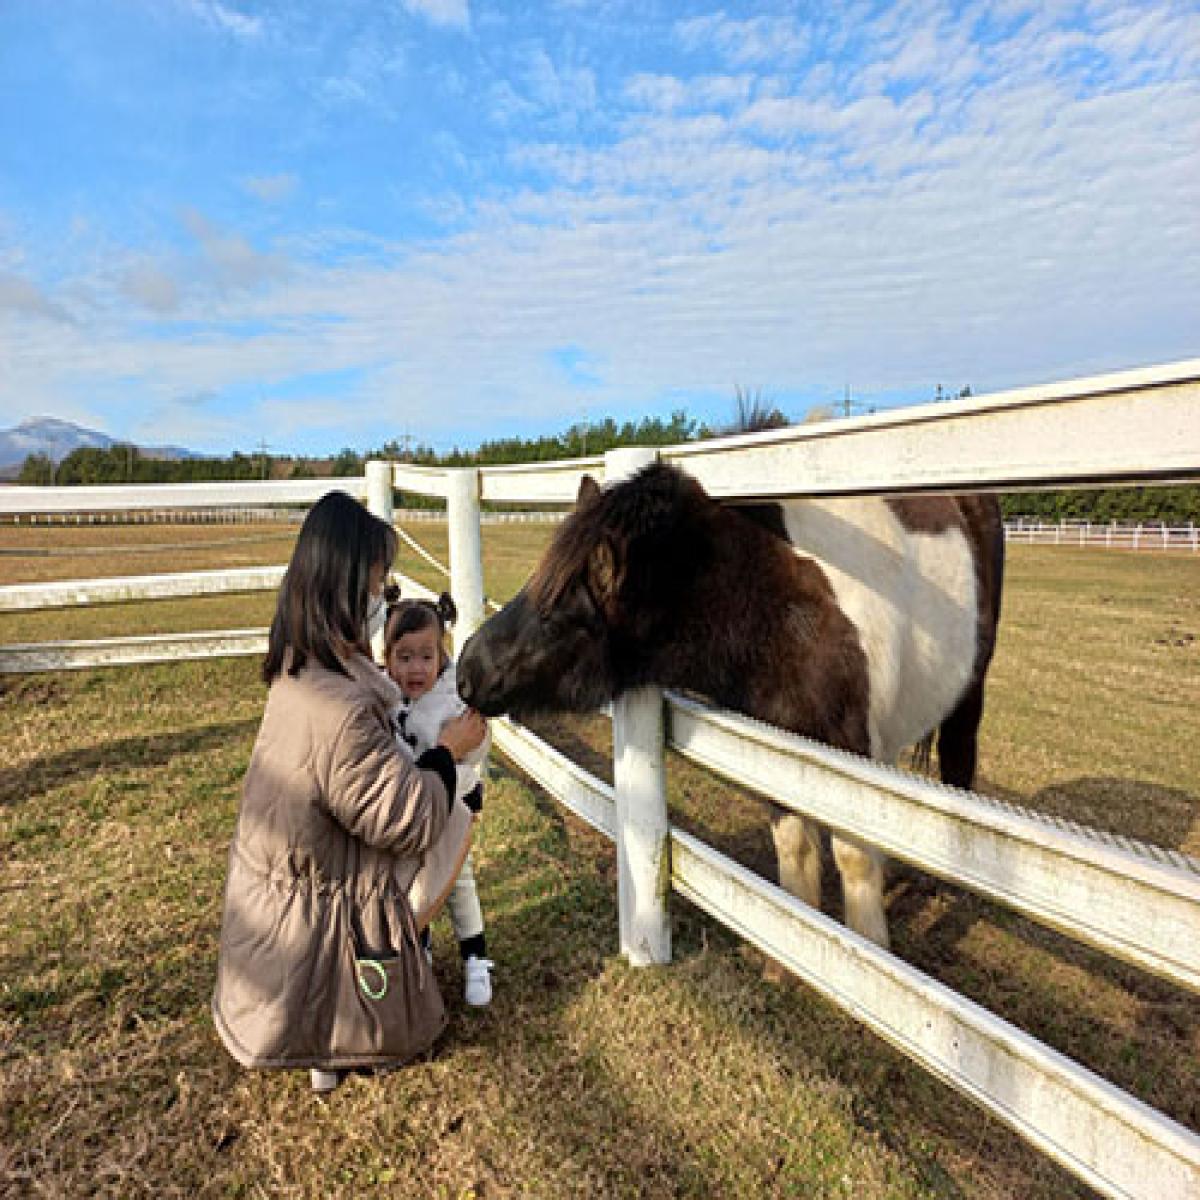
<box><xmin>3</xmin><ymin>358</ymin><xmax>1200</xmax><ymax>1197</ymax></box>
<box><xmin>1005</xmin><ymin>519</ymin><xmax>1199</xmax><ymax>551</ymax></box>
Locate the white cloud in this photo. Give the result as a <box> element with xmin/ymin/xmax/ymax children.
<box><xmin>674</xmin><ymin>14</ymin><xmax>810</xmax><ymax>66</ymax></box>
<box><xmin>400</xmin><ymin>0</ymin><xmax>470</xmax><ymax>33</ymax></box>
<box><xmin>181</xmin><ymin>209</ymin><xmax>289</xmax><ymax>292</ymax></box>
<box><xmin>525</xmin><ymin>46</ymin><xmax>597</xmax><ymax>116</ymax></box>
<box><xmin>241</xmin><ymin>174</ymin><xmax>299</xmax><ymax>204</ymax></box>
<box><xmin>183</xmin><ymin>0</ymin><xmax>262</xmax><ymax>38</ymax></box>
<box><xmin>0</xmin><ymin>272</ymin><xmax>72</xmax><ymax>322</ymax></box>
<box><xmin>122</xmin><ymin>263</ymin><xmax>182</xmax><ymax>314</ymax></box>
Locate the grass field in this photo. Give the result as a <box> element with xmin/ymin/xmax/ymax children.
<box><xmin>1</xmin><ymin>518</ymin><xmax>1197</xmax><ymax>1198</ymax></box>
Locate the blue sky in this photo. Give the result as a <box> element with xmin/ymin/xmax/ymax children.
<box><xmin>1</xmin><ymin>1</ymin><xmax>1198</xmax><ymax>457</ymax></box>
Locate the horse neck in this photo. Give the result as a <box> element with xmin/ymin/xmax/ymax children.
<box><xmin>645</xmin><ymin>506</ymin><xmax>806</xmax><ymax>707</ymax></box>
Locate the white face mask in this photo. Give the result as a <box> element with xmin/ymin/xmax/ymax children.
<box><xmin>365</xmin><ymin>591</ymin><xmax>387</xmax><ymax>642</ymax></box>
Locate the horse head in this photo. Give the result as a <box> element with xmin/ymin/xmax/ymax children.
<box><xmin>457</xmin><ymin>463</ymin><xmax>711</xmax><ymax>717</ymax></box>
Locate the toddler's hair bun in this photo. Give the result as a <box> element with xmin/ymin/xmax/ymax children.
<box><xmin>435</xmin><ymin>591</ymin><xmax>458</xmax><ymax>626</ymax></box>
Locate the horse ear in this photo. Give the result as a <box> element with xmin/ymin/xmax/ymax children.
<box><xmin>588</xmin><ymin>537</ymin><xmax>623</xmax><ymax>607</ymax></box>
<box><xmin>577</xmin><ymin>474</ymin><xmax>601</xmax><ymax>507</ymax></box>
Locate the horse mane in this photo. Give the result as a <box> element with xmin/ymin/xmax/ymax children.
<box><xmin>528</xmin><ymin>463</ymin><xmax>703</xmax><ymax>611</ymax></box>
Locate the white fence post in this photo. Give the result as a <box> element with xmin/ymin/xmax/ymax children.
<box><xmin>605</xmin><ymin>447</ymin><xmax>671</xmax><ymax>966</ymax></box>
<box><xmin>366</xmin><ymin>459</ymin><xmax>395</xmax><ymax>661</ymax></box>
<box><xmin>446</xmin><ymin>467</ymin><xmax>486</xmax><ymax>658</ymax></box>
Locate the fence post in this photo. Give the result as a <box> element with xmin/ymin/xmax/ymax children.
<box><xmin>605</xmin><ymin>447</ymin><xmax>671</xmax><ymax>967</ymax></box>
<box><xmin>445</xmin><ymin>468</ymin><xmax>486</xmax><ymax>657</ymax></box>
<box><xmin>366</xmin><ymin>459</ymin><xmax>395</xmax><ymax>661</ymax></box>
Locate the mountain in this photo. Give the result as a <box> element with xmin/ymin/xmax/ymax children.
<box><xmin>0</xmin><ymin>418</ymin><xmax>199</xmax><ymax>478</ymax></box>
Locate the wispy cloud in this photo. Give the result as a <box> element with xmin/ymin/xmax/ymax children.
<box><xmin>0</xmin><ymin>272</ymin><xmax>73</xmax><ymax>323</ymax></box>
<box><xmin>400</xmin><ymin>0</ymin><xmax>470</xmax><ymax>33</ymax></box>
<box><xmin>241</xmin><ymin>174</ymin><xmax>299</xmax><ymax>204</ymax></box>
<box><xmin>121</xmin><ymin>263</ymin><xmax>182</xmax><ymax>315</ymax></box>
<box><xmin>674</xmin><ymin>13</ymin><xmax>811</xmax><ymax>66</ymax></box>
<box><xmin>182</xmin><ymin>0</ymin><xmax>263</xmax><ymax>39</ymax></box>
<box><xmin>181</xmin><ymin>210</ymin><xmax>289</xmax><ymax>293</ymax></box>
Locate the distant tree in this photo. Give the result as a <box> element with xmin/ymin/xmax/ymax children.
<box><xmin>330</xmin><ymin>448</ymin><xmax>363</xmax><ymax>477</ymax></box>
<box><xmin>726</xmin><ymin>386</ymin><xmax>789</xmax><ymax>434</ymax></box>
<box><xmin>56</xmin><ymin>447</ymin><xmax>118</xmax><ymax>485</ymax></box>
<box><xmin>934</xmin><ymin>384</ymin><xmax>973</xmax><ymax>402</ymax></box>
<box><xmin>450</xmin><ymin>409</ymin><xmax>702</xmax><ymax>468</ymax></box>
<box><xmin>18</xmin><ymin>452</ymin><xmax>56</xmax><ymax>485</ymax></box>
<box><xmin>1001</xmin><ymin>485</ymin><xmax>1200</xmax><ymax>523</ymax></box>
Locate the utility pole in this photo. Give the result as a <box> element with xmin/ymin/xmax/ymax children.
<box><xmin>257</xmin><ymin>438</ymin><xmax>269</xmax><ymax>480</ymax></box>
<box><xmin>843</xmin><ymin>384</ymin><xmax>851</xmax><ymax>418</ymax></box>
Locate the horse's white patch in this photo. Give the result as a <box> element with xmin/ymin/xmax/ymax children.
<box><xmin>781</xmin><ymin>499</ymin><xmax>979</xmax><ymax>762</ymax></box>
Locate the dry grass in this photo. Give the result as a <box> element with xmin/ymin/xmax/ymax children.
<box><xmin>1</xmin><ymin>523</ymin><xmax>1197</xmax><ymax>1199</ymax></box>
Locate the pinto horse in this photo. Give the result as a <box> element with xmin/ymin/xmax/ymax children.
<box><xmin>458</xmin><ymin>462</ymin><xmax>1004</xmax><ymax>948</ymax></box>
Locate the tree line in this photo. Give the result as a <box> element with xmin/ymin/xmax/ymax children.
<box><xmin>15</xmin><ymin>416</ymin><xmax>1198</xmax><ymax>523</ymax></box>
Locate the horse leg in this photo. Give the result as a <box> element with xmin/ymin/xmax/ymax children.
<box><xmin>764</xmin><ymin>810</ymin><xmax>823</xmax><ymax>980</ymax></box>
<box><xmin>831</xmin><ymin>834</ymin><xmax>889</xmax><ymax>949</ymax></box>
<box><xmin>769</xmin><ymin>809</ymin><xmax>822</xmax><ymax>909</ymax></box>
<box><xmin>937</xmin><ymin>677</ymin><xmax>986</xmax><ymax>790</ymax></box>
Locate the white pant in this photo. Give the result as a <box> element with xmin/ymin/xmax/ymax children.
<box><xmin>446</xmin><ymin>851</ymin><xmax>484</xmax><ymax>944</ymax></box>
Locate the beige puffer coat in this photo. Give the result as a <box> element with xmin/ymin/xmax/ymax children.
<box><xmin>212</xmin><ymin>651</ymin><xmax>472</xmax><ymax>1070</ymax></box>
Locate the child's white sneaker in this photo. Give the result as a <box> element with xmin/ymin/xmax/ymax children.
<box><xmin>310</xmin><ymin>1068</ymin><xmax>342</xmax><ymax>1094</ymax></box>
<box><xmin>463</xmin><ymin>956</ymin><xmax>493</xmax><ymax>1007</ymax></box>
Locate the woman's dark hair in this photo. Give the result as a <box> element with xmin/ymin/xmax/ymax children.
<box><xmin>263</xmin><ymin>491</ymin><xmax>399</xmax><ymax>683</ymax></box>
<box><xmin>383</xmin><ymin>587</ymin><xmax>457</xmax><ymax>669</ymax></box>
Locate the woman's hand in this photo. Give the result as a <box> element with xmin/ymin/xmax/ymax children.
<box><xmin>437</xmin><ymin>708</ymin><xmax>487</xmax><ymax>762</ymax></box>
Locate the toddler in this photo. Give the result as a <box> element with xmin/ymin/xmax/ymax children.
<box><xmin>383</xmin><ymin>586</ymin><xmax>493</xmax><ymax>1006</ymax></box>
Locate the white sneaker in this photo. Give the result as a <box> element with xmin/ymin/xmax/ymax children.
<box><xmin>463</xmin><ymin>956</ymin><xmax>494</xmax><ymax>1007</ymax></box>
<box><xmin>310</xmin><ymin>1068</ymin><xmax>342</xmax><ymax>1094</ymax></box>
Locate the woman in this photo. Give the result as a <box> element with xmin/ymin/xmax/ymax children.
<box><xmin>211</xmin><ymin>490</ymin><xmax>486</xmax><ymax>1093</ymax></box>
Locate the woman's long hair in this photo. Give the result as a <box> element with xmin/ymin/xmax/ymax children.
<box><xmin>263</xmin><ymin>491</ymin><xmax>399</xmax><ymax>683</ymax></box>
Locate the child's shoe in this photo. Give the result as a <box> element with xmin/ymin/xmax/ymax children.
<box><xmin>463</xmin><ymin>956</ymin><xmax>494</xmax><ymax>1007</ymax></box>
<box><xmin>310</xmin><ymin>1068</ymin><xmax>343</xmax><ymax>1094</ymax></box>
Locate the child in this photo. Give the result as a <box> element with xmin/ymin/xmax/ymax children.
<box><xmin>383</xmin><ymin>586</ymin><xmax>494</xmax><ymax>1006</ymax></box>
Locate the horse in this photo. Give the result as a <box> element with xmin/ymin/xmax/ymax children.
<box><xmin>457</xmin><ymin>461</ymin><xmax>1005</xmax><ymax>949</ymax></box>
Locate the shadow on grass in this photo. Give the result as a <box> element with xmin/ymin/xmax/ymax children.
<box><xmin>673</xmin><ymin>772</ymin><xmax>1199</xmax><ymax>1136</ymax></box>
<box><xmin>515</xmin><ymin>714</ymin><xmax>1200</xmax><ymax>1137</ymax></box>
<box><xmin>4</xmin><ymin>746</ymin><xmax>1096</xmax><ymax>1199</ymax></box>
<box><xmin>998</xmin><ymin>774</ymin><xmax>1198</xmax><ymax>856</ymax></box>
<box><xmin>451</xmin><ymin>769</ymin><xmax>1068</xmax><ymax>1198</ymax></box>
<box><xmin>0</xmin><ymin>718</ymin><xmax>260</xmax><ymax>809</ymax></box>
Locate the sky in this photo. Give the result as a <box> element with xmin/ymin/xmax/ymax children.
<box><xmin>1</xmin><ymin>1</ymin><xmax>1198</xmax><ymax>458</ymax></box>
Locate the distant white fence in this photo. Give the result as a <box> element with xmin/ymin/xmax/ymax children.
<box><xmin>1005</xmin><ymin>519</ymin><xmax>1199</xmax><ymax>551</ymax></box>
<box><xmin>0</xmin><ymin>506</ymin><xmax>306</xmax><ymax>526</ymax></box>
<box><xmin>0</xmin><ymin>505</ymin><xmax>563</xmax><ymax>527</ymax></box>
<box><xmin>2</xmin><ymin>359</ymin><xmax>1200</xmax><ymax>1197</ymax></box>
